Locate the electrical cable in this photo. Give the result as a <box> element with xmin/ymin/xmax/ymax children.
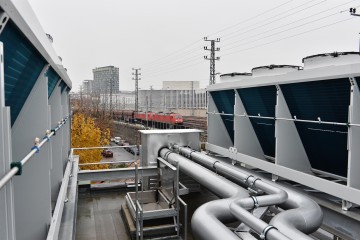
<box><xmin>207</xmin><ymin>0</ymin><xmax>294</xmax><ymax>38</ymax></box>
<box><xmin>221</xmin><ymin>17</ymin><xmax>355</xmax><ymax>57</ymax></box>
<box><xmin>222</xmin><ymin>7</ymin><xmax>353</xmax><ymax>52</ymax></box>
<box><xmin>141</xmin><ymin>39</ymin><xmax>203</xmax><ymax>68</ymax></box>
<box><xmin>140</xmin><ymin>1</ymin><xmax>357</xmax><ymax>80</ymax></box>
<box><xmin>221</xmin><ymin>0</ymin><xmax>328</xmax><ymax>41</ymax></box>
<box><xmin>142</xmin><ymin>48</ymin><xmax>204</xmax><ymax>73</ymax></box>
<box><xmin>143</xmin><ymin>0</ymin><xmax>340</xmax><ymax>73</ymax></box>
<box><xmin>145</xmin><ymin>60</ymin><xmax>205</xmax><ymax>78</ymax></box>
<box><xmin>222</xmin><ymin>0</ymin><xmax>356</xmax><ymax>48</ymax></box>
<box><xmin>141</xmin><ymin>0</ymin><xmax>295</xmax><ymax>69</ymax></box>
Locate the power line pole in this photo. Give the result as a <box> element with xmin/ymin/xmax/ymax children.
<box><xmin>149</xmin><ymin>85</ymin><xmax>153</xmax><ymax>111</ymax></box>
<box><xmin>350</xmin><ymin>7</ymin><xmax>360</xmax><ymax>51</ymax></box>
<box><xmin>191</xmin><ymin>81</ymin><xmax>194</xmax><ymax>116</ymax></box>
<box><xmin>109</xmin><ymin>72</ymin><xmax>113</xmax><ymax>117</ymax></box>
<box><xmin>79</xmin><ymin>85</ymin><xmax>83</xmax><ymax>109</ymax></box>
<box><xmin>132</xmin><ymin>68</ymin><xmax>141</xmax><ymax>113</ymax></box>
<box><xmin>204</xmin><ymin>37</ymin><xmax>220</xmax><ymax>85</ymax></box>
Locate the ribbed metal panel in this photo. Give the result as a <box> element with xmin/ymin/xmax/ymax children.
<box><xmin>46</xmin><ymin>67</ymin><xmax>60</xmax><ymax>98</ymax></box>
<box><xmin>210</xmin><ymin>90</ymin><xmax>235</xmax><ymax>143</ymax></box>
<box><xmin>0</xmin><ymin>21</ymin><xmax>47</xmax><ymax>125</ymax></box>
<box><xmin>281</xmin><ymin>79</ymin><xmax>350</xmax><ymax>177</ymax></box>
<box><xmin>237</xmin><ymin>86</ymin><xmax>277</xmax><ymax>157</ymax></box>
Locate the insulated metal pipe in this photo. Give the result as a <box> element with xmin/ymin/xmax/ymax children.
<box><xmin>160</xmin><ymin>148</ymin><xmax>290</xmax><ymax>240</ymax></box>
<box><xmin>160</xmin><ymin>148</ymin><xmax>247</xmax><ymax>240</ymax></box>
<box><xmin>160</xmin><ymin>149</ymin><xmax>243</xmax><ymax>198</ymax></box>
<box><xmin>175</xmin><ymin>146</ymin><xmax>323</xmax><ymax>240</ymax></box>
<box><xmin>176</xmin><ymin>146</ymin><xmax>288</xmax><ymax>205</ymax></box>
<box><xmin>269</xmin><ymin>187</ymin><xmax>323</xmax><ymax>240</ymax></box>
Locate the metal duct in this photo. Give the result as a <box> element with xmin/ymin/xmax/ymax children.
<box><xmin>175</xmin><ymin>146</ymin><xmax>323</xmax><ymax>240</ymax></box>
<box><xmin>159</xmin><ymin>148</ymin><xmax>290</xmax><ymax>240</ymax></box>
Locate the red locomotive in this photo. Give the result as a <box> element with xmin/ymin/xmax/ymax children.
<box><xmin>135</xmin><ymin>112</ymin><xmax>183</xmax><ymax>124</ymax></box>
<box><xmin>113</xmin><ymin>110</ymin><xmax>183</xmax><ymax>125</ymax></box>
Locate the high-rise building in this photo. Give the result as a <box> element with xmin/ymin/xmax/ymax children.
<box><xmin>92</xmin><ymin>66</ymin><xmax>119</xmax><ymax>94</ymax></box>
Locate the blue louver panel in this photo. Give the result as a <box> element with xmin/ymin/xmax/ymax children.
<box><xmin>0</xmin><ymin>21</ymin><xmax>47</xmax><ymax>126</ymax></box>
<box><xmin>210</xmin><ymin>90</ymin><xmax>235</xmax><ymax>143</ymax></box>
<box><xmin>47</xmin><ymin>67</ymin><xmax>60</xmax><ymax>98</ymax></box>
<box><xmin>237</xmin><ymin>86</ymin><xmax>277</xmax><ymax>157</ymax></box>
<box><xmin>356</xmin><ymin>77</ymin><xmax>360</xmax><ymax>89</ymax></box>
<box><xmin>281</xmin><ymin>79</ymin><xmax>350</xmax><ymax>177</ymax></box>
<box><xmin>59</xmin><ymin>81</ymin><xmax>67</xmax><ymax>93</ymax></box>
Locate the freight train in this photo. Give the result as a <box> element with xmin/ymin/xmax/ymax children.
<box><xmin>114</xmin><ymin>110</ymin><xmax>183</xmax><ymax>125</ymax></box>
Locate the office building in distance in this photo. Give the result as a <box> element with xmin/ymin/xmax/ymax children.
<box><xmin>92</xmin><ymin>66</ymin><xmax>119</xmax><ymax>94</ymax></box>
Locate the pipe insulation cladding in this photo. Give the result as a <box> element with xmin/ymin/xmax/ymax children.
<box><xmin>159</xmin><ymin>148</ymin><xmax>290</xmax><ymax>240</ymax></box>
<box><xmin>173</xmin><ymin>146</ymin><xmax>323</xmax><ymax>240</ymax></box>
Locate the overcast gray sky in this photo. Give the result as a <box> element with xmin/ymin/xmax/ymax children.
<box><xmin>27</xmin><ymin>0</ymin><xmax>360</xmax><ymax>91</ymax></box>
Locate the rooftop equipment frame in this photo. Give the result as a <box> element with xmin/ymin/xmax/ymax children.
<box><xmin>207</xmin><ymin>57</ymin><xmax>360</xmax><ymax>211</ymax></box>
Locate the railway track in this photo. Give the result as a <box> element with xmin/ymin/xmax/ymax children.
<box><xmin>113</xmin><ymin>116</ymin><xmax>208</xmax><ymax>142</ymax></box>
<box><xmin>182</xmin><ymin>116</ymin><xmax>207</xmax><ymax>142</ymax></box>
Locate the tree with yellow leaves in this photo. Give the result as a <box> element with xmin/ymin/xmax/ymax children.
<box><xmin>71</xmin><ymin>113</ymin><xmax>111</xmax><ymax>170</ymax></box>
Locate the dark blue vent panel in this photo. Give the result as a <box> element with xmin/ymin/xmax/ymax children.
<box><xmin>355</xmin><ymin>77</ymin><xmax>360</xmax><ymax>90</ymax></box>
<box><xmin>0</xmin><ymin>21</ymin><xmax>47</xmax><ymax>125</ymax></box>
<box><xmin>237</xmin><ymin>86</ymin><xmax>277</xmax><ymax>157</ymax></box>
<box><xmin>59</xmin><ymin>81</ymin><xmax>67</xmax><ymax>93</ymax></box>
<box><xmin>210</xmin><ymin>90</ymin><xmax>235</xmax><ymax>143</ymax></box>
<box><xmin>281</xmin><ymin>79</ymin><xmax>350</xmax><ymax>177</ymax></box>
<box><xmin>47</xmin><ymin>67</ymin><xmax>60</xmax><ymax>98</ymax></box>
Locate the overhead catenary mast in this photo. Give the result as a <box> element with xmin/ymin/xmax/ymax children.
<box><xmin>132</xmin><ymin>68</ymin><xmax>141</xmax><ymax>113</ymax></box>
<box><xmin>204</xmin><ymin>37</ymin><xmax>220</xmax><ymax>85</ymax></box>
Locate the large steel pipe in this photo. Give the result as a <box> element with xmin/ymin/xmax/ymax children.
<box><xmin>159</xmin><ymin>148</ymin><xmax>290</xmax><ymax>240</ymax></box>
<box><xmin>175</xmin><ymin>146</ymin><xmax>323</xmax><ymax>240</ymax></box>
<box><xmin>160</xmin><ymin>148</ymin><xmax>247</xmax><ymax>240</ymax></box>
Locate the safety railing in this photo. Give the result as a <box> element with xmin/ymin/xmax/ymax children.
<box><xmin>207</xmin><ymin>111</ymin><xmax>360</xmax><ymax>127</ymax></box>
<box><xmin>46</xmin><ymin>150</ymin><xmax>78</xmax><ymax>240</ymax></box>
<box><xmin>135</xmin><ymin>163</ymin><xmax>144</xmax><ymax>240</ymax></box>
<box><xmin>0</xmin><ymin>115</ymin><xmax>71</xmax><ymax>190</ymax></box>
<box><xmin>178</xmin><ymin>196</ymin><xmax>188</xmax><ymax>240</ymax></box>
<box><xmin>73</xmin><ymin>145</ymin><xmax>137</xmax><ymax>150</ymax></box>
<box><xmin>73</xmin><ymin>145</ymin><xmax>139</xmax><ymax>168</ymax></box>
<box><xmin>78</xmin><ymin>160</ymin><xmax>135</xmax><ymax>166</ymax></box>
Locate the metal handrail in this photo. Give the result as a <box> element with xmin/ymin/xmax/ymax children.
<box><xmin>0</xmin><ymin>115</ymin><xmax>70</xmax><ymax>190</ymax></box>
<box><xmin>207</xmin><ymin>111</ymin><xmax>360</xmax><ymax>127</ymax></box>
<box><xmin>78</xmin><ymin>160</ymin><xmax>136</xmax><ymax>166</ymax></box>
<box><xmin>73</xmin><ymin>145</ymin><xmax>137</xmax><ymax>150</ymax></box>
<box><xmin>136</xmin><ymin>200</ymin><xmax>144</xmax><ymax>240</ymax></box>
<box><xmin>178</xmin><ymin>196</ymin><xmax>188</xmax><ymax>240</ymax></box>
<box><xmin>46</xmin><ymin>154</ymin><xmax>77</xmax><ymax>240</ymax></box>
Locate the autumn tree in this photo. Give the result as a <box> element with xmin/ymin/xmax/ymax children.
<box><xmin>71</xmin><ymin>113</ymin><xmax>110</xmax><ymax>170</ymax></box>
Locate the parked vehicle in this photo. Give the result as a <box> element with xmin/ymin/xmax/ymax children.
<box><xmin>114</xmin><ymin>136</ymin><xmax>121</xmax><ymax>144</ymax></box>
<box><xmin>123</xmin><ymin>142</ymin><xmax>130</xmax><ymax>151</ymax></box>
<box><xmin>101</xmin><ymin>149</ymin><xmax>113</xmax><ymax>158</ymax></box>
<box><xmin>129</xmin><ymin>146</ymin><xmax>139</xmax><ymax>155</ymax></box>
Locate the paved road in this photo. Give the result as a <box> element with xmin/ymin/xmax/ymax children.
<box><xmin>101</xmin><ymin>143</ymin><xmax>138</xmax><ymax>163</ymax></box>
